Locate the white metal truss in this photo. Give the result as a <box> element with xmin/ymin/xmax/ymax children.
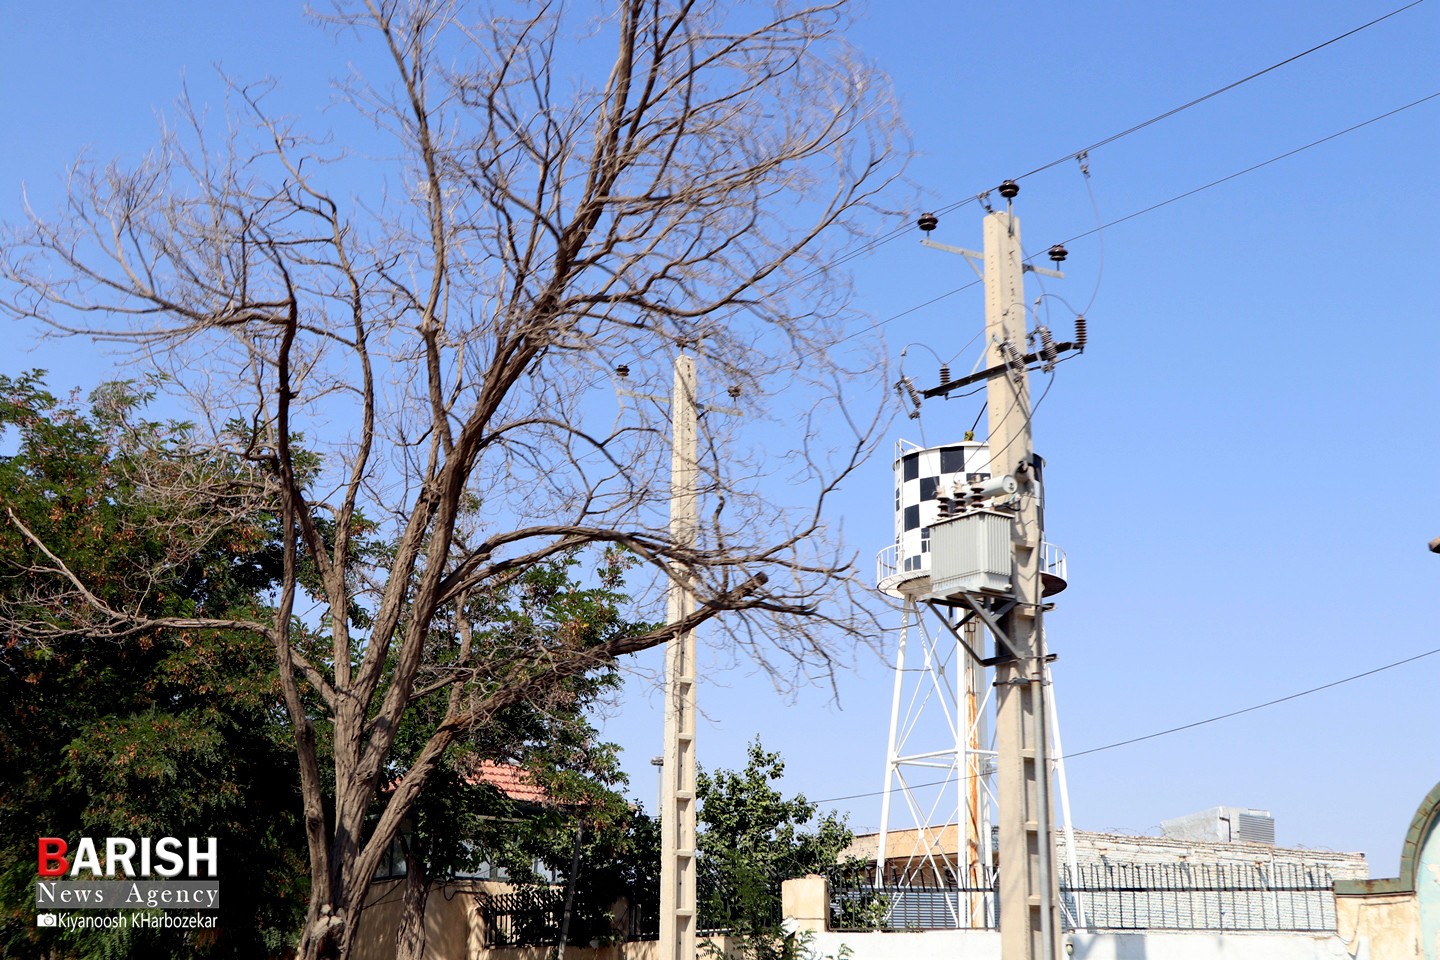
<box><xmin>875</xmin><ymin>594</ymin><xmax>1080</xmax><ymax>931</ymax></box>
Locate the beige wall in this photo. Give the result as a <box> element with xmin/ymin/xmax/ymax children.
<box><xmin>800</xmin><ymin>929</ymin><xmax>1360</xmax><ymax>960</ymax></box>
<box><xmin>484</xmin><ymin>942</ymin><xmax>661</xmax><ymax>960</ymax></box>
<box><xmin>353</xmin><ymin>879</ymin><xmax>486</xmax><ymax>960</ymax></box>
<box><xmin>351</xmin><ymin>881</ymin><xmax>665</xmax><ymax>960</ymax></box>
<box><xmin>1336</xmin><ymin>888</ymin><xmax>1421</xmax><ymax>960</ymax></box>
<box><xmin>781</xmin><ymin>876</ymin><xmax>829</xmax><ymax>933</ymax></box>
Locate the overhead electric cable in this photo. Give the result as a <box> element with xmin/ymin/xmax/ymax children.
<box><xmin>1063</xmin><ymin>644</ymin><xmax>1440</xmax><ymax>760</ymax></box>
<box><xmin>1003</xmin><ymin>0</ymin><xmax>1427</xmax><ymax>186</ymax></box>
<box><xmin>810</xmin><ymin>642</ymin><xmax>1440</xmax><ymax>806</ymax></box>
<box><xmin>821</xmin><ymin>0</ymin><xmax>1424</xmax><ymax>285</ymax></box>
<box><xmin>842</xmin><ymin>88</ymin><xmax>1440</xmax><ymax>352</ymax></box>
<box><xmin>642</xmin><ymin>85</ymin><xmax>1432</xmax><ymax>421</ymax></box>
<box><xmin>1054</xmin><ymin>89</ymin><xmax>1440</xmax><ymax>248</ymax></box>
<box><xmin>594</xmin><ymin>65</ymin><xmax>1438</xmax><ymax>444</ymax></box>
<box><xmin>593</xmin><ymin>61</ymin><xmax>1434</xmax><ymax>399</ymax></box>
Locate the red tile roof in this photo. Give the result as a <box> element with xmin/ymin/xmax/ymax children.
<box><xmin>472</xmin><ymin>761</ymin><xmax>550</xmax><ymax>805</ymax></box>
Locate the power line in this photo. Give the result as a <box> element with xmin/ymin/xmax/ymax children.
<box><xmin>852</xmin><ymin>88</ymin><xmax>1440</xmax><ymax>350</ymax></box>
<box><xmin>583</xmin><ymin>3</ymin><xmax>1428</xmax><ymax>396</ymax></box>
<box><xmin>1003</xmin><ymin>0</ymin><xmax>1427</xmax><ymax>186</ymax></box>
<box><xmin>812</xmin><ymin>643</ymin><xmax>1440</xmax><ymax>807</ymax></box>
<box><xmin>819</xmin><ymin>0</ymin><xmax>1429</xmax><ymax>324</ymax></box>
<box><xmin>1064</xmin><ymin>644</ymin><xmax>1440</xmax><ymax>760</ymax></box>
<box><xmin>760</xmin><ymin>2</ymin><xmax>1425</xmax><ymax>306</ymax></box>
<box><xmin>1054</xmin><ymin>89</ymin><xmax>1440</xmax><ymax>248</ymax></box>
<box><xmin>586</xmin><ymin>37</ymin><xmax>1433</xmax><ymax>402</ymax></box>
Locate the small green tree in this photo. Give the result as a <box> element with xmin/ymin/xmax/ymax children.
<box><xmin>475</xmin><ymin>788</ymin><xmax>660</xmax><ymax>950</ymax></box>
<box><xmin>0</xmin><ymin>374</ymin><xmax>306</xmax><ymax>959</ymax></box>
<box><xmin>696</xmin><ymin>739</ymin><xmax>852</xmax><ymax>951</ymax></box>
<box><xmin>385</xmin><ymin>554</ymin><xmax>649</xmax><ymax>960</ymax></box>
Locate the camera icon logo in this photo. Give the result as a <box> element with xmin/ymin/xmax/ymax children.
<box><xmin>36</xmin><ymin>913</ymin><xmax>58</xmax><ymax>927</ymax></box>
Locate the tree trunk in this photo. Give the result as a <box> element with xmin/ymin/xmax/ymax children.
<box><xmin>395</xmin><ymin>840</ymin><xmax>432</xmax><ymax>960</ymax></box>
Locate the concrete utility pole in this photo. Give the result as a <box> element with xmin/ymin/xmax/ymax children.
<box><xmin>981</xmin><ymin>207</ymin><xmax>1062</xmax><ymax>960</ymax></box>
<box><xmin>909</xmin><ymin>189</ymin><xmax>1082</xmax><ymax>955</ymax></box>
<box><xmin>659</xmin><ymin>351</ymin><xmax>698</xmax><ymax>960</ymax></box>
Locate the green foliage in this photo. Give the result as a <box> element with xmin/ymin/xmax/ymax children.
<box><xmin>0</xmin><ymin>373</ymin><xmax>659</xmax><ymax>956</ymax></box>
<box><xmin>702</xmin><ymin>928</ymin><xmax>853</xmax><ymax>960</ymax></box>
<box><xmin>479</xmin><ymin>800</ymin><xmax>661</xmax><ymax>946</ymax></box>
<box><xmin>696</xmin><ymin>739</ymin><xmax>854</xmax><ymax>939</ymax></box>
<box><xmin>0</xmin><ymin>374</ymin><xmax>306</xmax><ymax>959</ymax></box>
<box><xmin>380</xmin><ymin>549</ymin><xmax>657</xmax><ymax>945</ymax></box>
<box><xmin>829</xmin><ymin>888</ymin><xmax>890</xmax><ymax>933</ymax></box>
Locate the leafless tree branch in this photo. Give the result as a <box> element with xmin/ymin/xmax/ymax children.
<box><xmin>0</xmin><ymin>2</ymin><xmax>905</xmax><ymax>956</ymax></box>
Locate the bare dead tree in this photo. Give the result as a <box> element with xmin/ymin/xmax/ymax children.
<box><xmin>1</xmin><ymin>1</ymin><xmax>903</xmax><ymax>957</ymax></box>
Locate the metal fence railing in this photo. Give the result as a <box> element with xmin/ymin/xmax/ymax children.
<box><xmin>479</xmin><ymin>888</ymin><xmax>566</xmax><ymax>947</ymax></box>
<box><xmin>831</xmin><ymin>882</ymin><xmax>999</xmax><ymax>932</ymax></box>
<box><xmin>479</xmin><ymin>887</ymin><xmax>655</xmax><ymax>947</ymax></box>
<box><xmin>1064</xmin><ymin>862</ymin><xmax>1338</xmax><ymax>932</ymax></box>
<box><xmin>478</xmin><ymin>869</ymin><xmax>781</xmax><ymax>947</ymax></box>
<box><xmin>829</xmin><ymin>862</ymin><xmax>1339</xmax><ymax>934</ymax></box>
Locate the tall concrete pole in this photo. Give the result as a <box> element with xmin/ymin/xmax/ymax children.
<box><xmin>660</xmin><ymin>351</ymin><xmax>698</xmax><ymax>960</ymax></box>
<box><xmin>982</xmin><ymin>209</ymin><xmax>1061</xmax><ymax>960</ymax></box>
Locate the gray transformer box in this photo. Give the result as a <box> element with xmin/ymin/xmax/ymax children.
<box><xmin>927</xmin><ymin>510</ymin><xmax>1014</xmax><ymax>600</ymax></box>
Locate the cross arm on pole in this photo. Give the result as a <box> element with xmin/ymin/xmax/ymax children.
<box><xmin>955</xmin><ymin>594</ymin><xmax>1024</xmax><ymax>662</ymax></box>
<box><xmin>925</xmin><ymin>600</ymin><xmax>996</xmax><ymax>667</ymax></box>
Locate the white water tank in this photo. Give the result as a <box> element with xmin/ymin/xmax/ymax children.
<box><xmin>877</xmin><ymin>440</ymin><xmax>993</xmax><ymax>596</ymax></box>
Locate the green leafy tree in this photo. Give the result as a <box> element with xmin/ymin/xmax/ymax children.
<box><xmin>0</xmin><ymin>374</ymin><xmax>307</xmax><ymax>958</ymax></box>
<box><xmin>460</xmin><ymin>779</ymin><xmax>659</xmax><ymax>952</ymax></box>
<box><xmin>696</xmin><ymin>739</ymin><xmax>853</xmax><ymax>946</ymax></box>
<box><xmin>386</xmin><ymin>555</ymin><xmax>650</xmax><ymax>960</ymax></box>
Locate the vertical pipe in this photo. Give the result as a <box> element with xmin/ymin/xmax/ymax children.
<box><xmin>875</xmin><ymin>595</ymin><xmax>913</xmax><ymax>887</ymax></box>
<box><xmin>1047</xmin><ymin>667</ymin><xmax>1085</xmax><ymax>929</ymax></box>
<box><xmin>556</xmin><ymin>822</ymin><xmax>585</xmax><ymax>960</ymax></box>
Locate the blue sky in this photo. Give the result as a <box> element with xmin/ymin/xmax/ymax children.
<box><xmin>3</xmin><ymin>1</ymin><xmax>1437</xmax><ymax>877</ymax></box>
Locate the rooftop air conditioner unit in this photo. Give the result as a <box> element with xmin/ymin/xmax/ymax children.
<box><xmin>1160</xmin><ymin>806</ymin><xmax>1275</xmax><ymax>846</ymax></box>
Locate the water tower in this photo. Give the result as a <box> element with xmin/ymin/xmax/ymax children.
<box><xmin>873</xmin><ymin>438</ymin><xmax>1079</xmax><ymax>927</ymax></box>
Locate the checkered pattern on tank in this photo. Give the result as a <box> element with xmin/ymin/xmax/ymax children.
<box><xmin>893</xmin><ymin>442</ymin><xmax>993</xmax><ymax>575</ymax></box>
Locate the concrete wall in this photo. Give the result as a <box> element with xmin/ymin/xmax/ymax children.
<box><xmin>799</xmin><ymin>930</ymin><xmax>1355</xmax><ymax>960</ymax></box>
<box><xmin>353</xmin><ymin>879</ymin><xmax>482</xmax><ymax>960</ymax></box>
<box><xmin>802</xmin><ymin>929</ymin><xmax>996</xmax><ymax>960</ymax></box>
<box><xmin>1420</xmin><ymin>797</ymin><xmax>1440</xmax><ymax>960</ymax></box>
<box><xmin>789</xmin><ymin>872</ymin><xmax>1358</xmax><ymax>959</ymax></box>
<box><xmin>782</xmin><ymin>874</ymin><xmax>829</xmax><ymax>933</ymax></box>
<box><xmin>1330</xmin><ymin>779</ymin><xmax>1440</xmax><ymax>960</ymax></box>
<box><xmin>1063</xmin><ymin>830</ymin><xmax>1367</xmax><ymax>877</ymax></box>
<box><xmin>845</xmin><ymin>826</ymin><xmax>1368</xmax><ymax>878</ymax></box>
<box><xmin>1066</xmin><ymin>932</ymin><xmax>1355</xmax><ymax>960</ymax></box>
<box><xmin>1336</xmin><ymin>889</ymin><xmax>1420</xmax><ymax>960</ymax></box>
<box><xmin>351</xmin><ymin>879</ymin><xmax>650</xmax><ymax>960</ymax></box>
<box><xmin>484</xmin><ymin>942</ymin><xmax>659</xmax><ymax>960</ymax></box>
